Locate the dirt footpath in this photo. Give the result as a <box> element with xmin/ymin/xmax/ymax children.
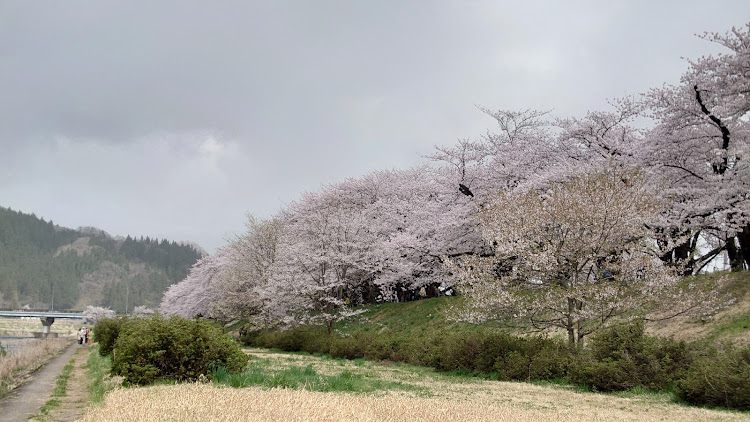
<box><xmin>42</xmin><ymin>345</ymin><xmax>91</xmax><ymax>421</ymax></box>
<box><xmin>0</xmin><ymin>341</ymin><xmax>78</xmax><ymax>422</ymax></box>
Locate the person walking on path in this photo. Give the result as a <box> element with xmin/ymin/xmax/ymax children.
<box><xmin>77</xmin><ymin>327</ymin><xmax>85</xmax><ymax>345</ymax></box>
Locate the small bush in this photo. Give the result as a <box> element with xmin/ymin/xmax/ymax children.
<box><xmin>93</xmin><ymin>317</ymin><xmax>128</xmax><ymax>357</ymax></box>
<box><xmin>568</xmin><ymin>355</ymin><xmax>636</xmax><ymax>392</ymax></box>
<box><xmin>676</xmin><ymin>343</ymin><xmax>750</xmax><ymax>410</ymax></box>
<box><xmin>527</xmin><ymin>340</ymin><xmax>570</xmax><ymax>381</ymax></box>
<box><xmin>111</xmin><ymin>315</ymin><xmax>249</xmax><ymax>385</ymax></box>
<box><xmin>435</xmin><ymin>331</ymin><xmax>484</xmax><ymax>372</ymax></box>
<box><xmin>363</xmin><ymin>334</ymin><xmax>402</xmax><ymax>362</ymax></box>
<box><xmin>568</xmin><ymin>321</ymin><xmax>691</xmax><ymax>392</ymax></box>
<box><xmin>330</xmin><ymin>335</ymin><xmax>367</xmax><ymax>360</ymax></box>
<box><xmin>495</xmin><ymin>350</ymin><xmax>529</xmax><ymax>381</ymax></box>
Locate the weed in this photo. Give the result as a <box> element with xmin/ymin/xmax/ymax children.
<box><xmin>32</xmin><ymin>359</ymin><xmax>75</xmax><ymax>419</ymax></box>
<box><xmin>86</xmin><ymin>344</ymin><xmax>118</xmax><ymax>404</ymax></box>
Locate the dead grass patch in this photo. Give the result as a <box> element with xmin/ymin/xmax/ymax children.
<box><xmin>0</xmin><ymin>338</ymin><xmax>70</xmax><ymax>397</ymax></box>
<box><xmin>80</xmin><ymin>382</ymin><xmax>750</xmax><ymax>422</ymax></box>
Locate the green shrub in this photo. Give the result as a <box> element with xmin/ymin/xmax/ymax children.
<box><xmin>238</xmin><ymin>327</ymin><xmax>262</xmax><ymax>346</ymax></box>
<box><xmin>244</xmin><ymin>326</ymin><xmax>332</xmax><ymax>355</ymax></box>
<box><xmin>435</xmin><ymin>331</ymin><xmax>484</xmax><ymax>372</ymax></box>
<box><xmin>93</xmin><ymin>317</ymin><xmax>127</xmax><ymax>357</ymax></box>
<box><xmin>111</xmin><ymin>315</ymin><xmax>249</xmax><ymax>385</ymax></box>
<box><xmin>432</xmin><ymin>330</ymin><xmax>568</xmax><ymax>381</ymax></box>
<box><xmin>568</xmin><ymin>321</ymin><xmax>691</xmax><ymax>392</ymax></box>
<box><xmin>568</xmin><ymin>355</ymin><xmax>637</xmax><ymax>391</ymax></box>
<box><xmin>474</xmin><ymin>332</ymin><xmax>515</xmax><ymax>373</ymax></box>
<box><xmin>641</xmin><ymin>336</ymin><xmax>692</xmax><ymax>390</ymax></box>
<box><xmin>364</xmin><ymin>334</ymin><xmax>406</xmax><ymax>362</ymax></box>
<box><xmin>527</xmin><ymin>340</ymin><xmax>570</xmax><ymax>381</ymax></box>
<box><xmin>495</xmin><ymin>350</ymin><xmax>529</xmax><ymax>381</ymax></box>
<box><xmin>390</xmin><ymin>336</ymin><xmax>431</xmax><ymax>366</ymax></box>
<box><xmin>329</xmin><ymin>335</ymin><xmax>366</xmax><ymax>360</ymax></box>
<box><xmin>676</xmin><ymin>343</ymin><xmax>750</xmax><ymax>410</ymax></box>
<box><xmin>300</xmin><ymin>328</ymin><xmax>333</xmax><ymax>354</ymax></box>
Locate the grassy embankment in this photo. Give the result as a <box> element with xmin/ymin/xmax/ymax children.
<box><xmin>332</xmin><ymin>270</ymin><xmax>750</xmax><ymax>346</ymax></box>
<box><xmin>647</xmin><ymin>271</ymin><xmax>750</xmax><ymax>345</ymax></box>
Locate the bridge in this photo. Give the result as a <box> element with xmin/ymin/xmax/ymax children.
<box><xmin>0</xmin><ymin>310</ymin><xmax>85</xmax><ymax>337</ymax></box>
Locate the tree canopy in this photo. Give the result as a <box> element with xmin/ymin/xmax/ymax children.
<box><xmin>160</xmin><ymin>23</ymin><xmax>748</xmax><ymax>337</ymax></box>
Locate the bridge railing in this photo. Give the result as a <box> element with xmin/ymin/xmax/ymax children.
<box><xmin>0</xmin><ymin>308</ymin><xmax>83</xmax><ymax>314</ymax></box>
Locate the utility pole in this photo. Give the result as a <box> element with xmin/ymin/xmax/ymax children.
<box><xmin>125</xmin><ymin>283</ymin><xmax>129</xmax><ymax>315</ymax></box>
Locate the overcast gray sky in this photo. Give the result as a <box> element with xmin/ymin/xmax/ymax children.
<box><xmin>1</xmin><ymin>1</ymin><xmax>748</xmax><ymax>252</ymax></box>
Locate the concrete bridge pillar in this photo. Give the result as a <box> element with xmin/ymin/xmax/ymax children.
<box><xmin>40</xmin><ymin>316</ymin><xmax>55</xmax><ymax>337</ymax></box>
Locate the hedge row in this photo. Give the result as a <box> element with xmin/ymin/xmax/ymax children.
<box><xmin>241</xmin><ymin>321</ymin><xmax>750</xmax><ymax>410</ymax></box>
<box><xmin>95</xmin><ymin>315</ymin><xmax>248</xmax><ymax>385</ymax></box>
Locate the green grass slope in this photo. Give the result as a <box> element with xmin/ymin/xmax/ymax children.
<box><xmin>648</xmin><ymin>271</ymin><xmax>750</xmax><ymax>346</ymax></box>
<box><xmin>330</xmin><ymin>271</ymin><xmax>750</xmax><ymax>347</ymax></box>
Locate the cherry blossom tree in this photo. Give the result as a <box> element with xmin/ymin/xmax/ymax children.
<box><xmin>431</xmin><ymin>102</ymin><xmax>646</xmax><ymax>202</ymax></box>
<box><xmin>83</xmin><ymin>305</ymin><xmax>116</xmax><ymax>324</ymax></box>
<box><xmin>269</xmin><ymin>191</ymin><xmax>373</xmax><ymax>333</ymax></box>
<box><xmin>448</xmin><ymin>167</ymin><xmax>721</xmax><ymax>347</ymax></box>
<box><xmin>356</xmin><ymin>167</ymin><xmax>481</xmax><ymax>300</ymax></box>
<box><xmin>219</xmin><ymin>215</ymin><xmax>283</xmax><ymax>325</ymax></box>
<box><xmin>640</xmin><ymin>23</ymin><xmax>750</xmax><ymax>272</ymax></box>
<box><xmin>157</xmin><ymin>22</ymin><xmax>748</xmax><ymax>333</ymax></box>
<box><xmin>159</xmin><ymin>217</ymin><xmax>283</xmax><ymax>325</ymax></box>
<box><xmin>159</xmin><ymin>250</ymin><xmax>229</xmax><ymax>318</ymax></box>
<box><xmin>131</xmin><ymin>305</ymin><xmax>155</xmax><ymax>317</ymax></box>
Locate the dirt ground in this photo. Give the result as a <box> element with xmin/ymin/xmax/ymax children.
<box><xmin>41</xmin><ymin>344</ymin><xmax>91</xmax><ymax>421</ymax></box>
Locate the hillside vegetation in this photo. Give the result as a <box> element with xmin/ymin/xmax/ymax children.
<box><xmin>0</xmin><ymin>206</ymin><xmax>202</xmax><ymax>310</ymax></box>
<box><xmin>325</xmin><ymin>271</ymin><xmax>750</xmax><ymax>347</ymax></box>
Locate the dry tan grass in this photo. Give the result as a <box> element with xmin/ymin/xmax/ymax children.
<box><xmin>647</xmin><ymin>287</ymin><xmax>750</xmax><ymax>346</ymax></box>
<box><xmin>0</xmin><ymin>338</ymin><xmax>70</xmax><ymax>394</ymax></box>
<box><xmin>79</xmin><ymin>383</ymin><xmax>750</xmax><ymax>422</ymax></box>
<box><xmin>79</xmin><ymin>349</ymin><xmax>750</xmax><ymax>422</ymax></box>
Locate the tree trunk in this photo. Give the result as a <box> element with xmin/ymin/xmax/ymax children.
<box><xmin>736</xmin><ymin>225</ymin><xmax>750</xmax><ymax>270</ymax></box>
<box><xmin>726</xmin><ymin>236</ymin><xmax>744</xmax><ymax>272</ymax></box>
<box><xmin>658</xmin><ymin>231</ymin><xmax>700</xmax><ymax>275</ymax></box>
<box><xmin>566</xmin><ymin>297</ymin><xmax>576</xmax><ymax>348</ymax></box>
<box><xmin>576</xmin><ymin>322</ymin><xmax>585</xmax><ymax>346</ymax></box>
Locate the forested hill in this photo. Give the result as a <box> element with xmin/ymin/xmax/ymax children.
<box><xmin>0</xmin><ymin>206</ymin><xmax>203</xmax><ymax>311</ymax></box>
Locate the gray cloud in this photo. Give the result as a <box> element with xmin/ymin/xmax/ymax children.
<box><xmin>1</xmin><ymin>1</ymin><xmax>748</xmax><ymax>251</ymax></box>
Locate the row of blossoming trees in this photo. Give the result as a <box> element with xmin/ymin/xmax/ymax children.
<box><xmin>161</xmin><ymin>24</ymin><xmax>748</xmax><ymax>345</ymax></box>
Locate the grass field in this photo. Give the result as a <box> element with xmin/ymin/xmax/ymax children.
<box><xmin>80</xmin><ymin>348</ymin><xmax>750</xmax><ymax>422</ymax></box>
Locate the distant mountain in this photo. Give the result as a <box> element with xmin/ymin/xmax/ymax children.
<box><xmin>0</xmin><ymin>206</ymin><xmax>204</xmax><ymax>311</ymax></box>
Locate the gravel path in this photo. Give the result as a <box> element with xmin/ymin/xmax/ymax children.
<box><xmin>0</xmin><ymin>341</ymin><xmax>77</xmax><ymax>422</ymax></box>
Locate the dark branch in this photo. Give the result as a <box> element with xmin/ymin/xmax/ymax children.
<box><xmin>693</xmin><ymin>85</ymin><xmax>731</xmax><ymax>174</ymax></box>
